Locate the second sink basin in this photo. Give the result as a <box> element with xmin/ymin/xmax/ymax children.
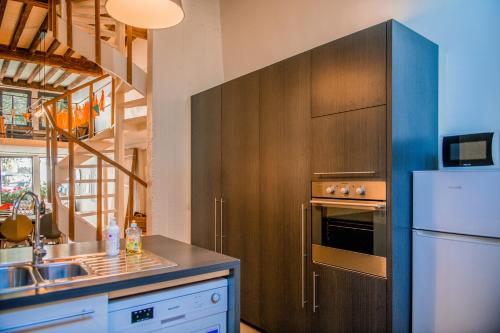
<box><xmin>36</xmin><ymin>263</ymin><xmax>88</xmax><ymax>281</ymax></box>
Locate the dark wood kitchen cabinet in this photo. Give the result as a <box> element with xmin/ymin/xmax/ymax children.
<box><xmin>259</xmin><ymin>52</ymin><xmax>311</xmax><ymax>332</ymax></box>
<box><xmin>191</xmin><ymin>87</ymin><xmax>221</xmax><ymax>252</ymax></box>
<box><xmin>311</xmin><ymin>106</ymin><xmax>386</xmax><ymax>178</ymax></box>
<box><xmin>221</xmin><ymin>72</ymin><xmax>261</xmax><ymax>326</ymax></box>
<box><xmin>311</xmin><ymin>22</ymin><xmax>386</xmax><ymax>117</ymax></box>
<box><xmin>312</xmin><ymin>264</ymin><xmax>387</xmax><ymax>333</ymax></box>
<box><xmin>192</xmin><ymin>20</ymin><xmax>438</xmax><ymax>333</ymax></box>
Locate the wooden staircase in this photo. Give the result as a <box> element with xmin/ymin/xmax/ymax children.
<box><xmin>40</xmin><ymin>74</ymin><xmax>147</xmax><ymax>242</ymax></box>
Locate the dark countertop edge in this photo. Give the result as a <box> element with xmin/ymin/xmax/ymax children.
<box><xmin>0</xmin><ymin>236</ymin><xmax>240</xmax><ymax>311</ymax></box>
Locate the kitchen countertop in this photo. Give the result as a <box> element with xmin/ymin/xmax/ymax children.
<box><xmin>0</xmin><ymin>235</ymin><xmax>240</xmax><ymax>322</ymax></box>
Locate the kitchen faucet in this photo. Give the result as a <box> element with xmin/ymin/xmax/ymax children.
<box><xmin>12</xmin><ymin>191</ymin><xmax>46</xmax><ymax>265</ymax></box>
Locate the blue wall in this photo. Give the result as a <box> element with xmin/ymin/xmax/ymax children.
<box><xmin>402</xmin><ymin>0</ymin><xmax>500</xmax><ymax>137</ymax></box>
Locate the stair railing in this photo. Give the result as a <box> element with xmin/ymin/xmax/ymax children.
<box><xmin>41</xmin><ymin>74</ymin><xmax>147</xmax><ymax>241</ymax></box>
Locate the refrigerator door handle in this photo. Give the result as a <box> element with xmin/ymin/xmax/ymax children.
<box><xmin>414</xmin><ymin>229</ymin><xmax>500</xmax><ymax>246</ymax></box>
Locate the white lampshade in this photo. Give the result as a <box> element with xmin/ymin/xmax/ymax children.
<box><xmin>105</xmin><ymin>0</ymin><xmax>184</xmax><ymax>30</ymax></box>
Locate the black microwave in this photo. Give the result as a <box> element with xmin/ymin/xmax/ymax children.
<box><xmin>442</xmin><ymin>132</ymin><xmax>497</xmax><ymax>167</ymax></box>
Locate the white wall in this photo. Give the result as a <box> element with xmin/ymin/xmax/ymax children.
<box><xmin>219</xmin><ymin>0</ymin><xmax>500</xmax><ymax>137</ymax></box>
<box><xmin>148</xmin><ymin>0</ymin><xmax>224</xmax><ymax>242</ymax></box>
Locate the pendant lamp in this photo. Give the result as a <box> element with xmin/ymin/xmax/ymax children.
<box><xmin>105</xmin><ymin>0</ymin><xmax>184</xmax><ymax>29</ymax></box>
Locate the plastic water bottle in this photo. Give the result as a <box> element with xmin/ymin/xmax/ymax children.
<box><xmin>105</xmin><ymin>218</ymin><xmax>120</xmax><ymax>256</ymax></box>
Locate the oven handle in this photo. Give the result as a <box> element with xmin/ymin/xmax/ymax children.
<box><xmin>313</xmin><ymin>171</ymin><xmax>376</xmax><ymax>176</ymax></box>
<box><xmin>310</xmin><ymin>199</ymin><xmax>386</xmax><ymax>210</ymax></box>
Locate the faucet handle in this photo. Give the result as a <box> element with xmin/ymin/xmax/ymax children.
<box><xmin>33</xmin><ymin>246</ymin><xmax>47</xmax><ymax>258</ymax></box>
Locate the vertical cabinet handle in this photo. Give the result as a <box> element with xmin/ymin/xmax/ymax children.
<box><xmin>301</xmin><ymin>204</ymin><xmax>307</xmax><ymax>308</ymax></box>
<box><xmin>214</xmin><ymin>197</ymin><xmax>219</xmax><ymax>252</ymax></box>
<box><xmin>220</xmin><ymin>197</ymin><xmax>225</xmax><ymax>253</ymax></box>
<box><xmin>313</xmin><ymin>272</ymin><xmax>319</xmax><ymax>313</ymax></box>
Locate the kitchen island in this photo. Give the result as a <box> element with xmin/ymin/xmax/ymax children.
<box><xmin>0</xmin><ymin>235</ymin><xmax>240</xmax><ymax>332</ymax></box>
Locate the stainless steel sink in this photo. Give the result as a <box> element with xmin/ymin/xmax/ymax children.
<box><xmin>0</xmin><ymin>266</ymin><xmax>36</xmax><ymax>293</ymax></box>
<box><xmin>0</xmin><ymin>250</ymin><xmax>177</xmax><ymax>294</ymax></box>
<box><xmin>36</xmin><ymin>263</ymin><xmax>88</xmax><ymax>281</ymax></box>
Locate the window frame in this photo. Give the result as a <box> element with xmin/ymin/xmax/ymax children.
<box><xmin>0</xmin><ymin>88</ymin><xmax>33</xmax><ymax>128</ymax></box>
<box><xmin>0</xmin><ymin>156</ymin><xmax>35</xmax><ymax>204</ymax></box>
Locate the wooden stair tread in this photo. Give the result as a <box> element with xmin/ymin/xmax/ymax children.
<box><xmin>77</xmin><ymin>209</ymin><xmax>116</xmax><ymax>218</ymax></box>
<box><xmin>60</xmin><ymin>194</ymin><xmax>115</xmax><ymax>200</ymax></box>
<box><xmin>75</xmin><ymin>164</ymin><xmax>114</xmax><ymax>169</ymax></box>
<box><xmin>61</xmin><ymin>179</ymin><xmax>116</xmax><ymax>184</ymax></box>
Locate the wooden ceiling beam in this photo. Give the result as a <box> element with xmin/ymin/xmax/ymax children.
<box><xmin>10</xmin><ymin>0</ymin><xmax>48</xmax><ymax>9</ymax></box>
<box><xmin>67</xmin><ymin>74</ymin><xmax>86</xmax><ymax>90</ymax></box>
<box><xmin>0</xmin><ymin>59</ymin><xmax>9</xmax><ymax>80</ymax></box>
<box><xmin>41</xmin><ymin>66</ymin><xmax>57</xmax><ymax>85</ymax></box>
<box><xmin>28</xmin><ymin>15</ymin><xmax>48</xmax><ymax>53</ymax></box>
<box><xmin>0</xmin><ymin>46</ymin><xmax>102</xmax><ymax>76</ymax></box>
<box><xmin>1</xmin><ymin>77</ymin><xmax>65</xmax><ymax>93</ymax></box>
<box><xmin>12</xmin><ymin>62</ymin><xmax>27</xmax><ymax>82</ymax></box>
<box><xmin>27</xmin><ymin>64</ymin><xmax>42</xmax><ymax>83</ymax></box>
<box><xmin>0</xmin><ymin>0</ymin><xmax>7</xmax><ymax>28</ymax></box>
<box><xmin>63</xmin><ymin>48</ymin><xmax>75</xmax><ymax>58</ymax></box>
<box><xmin>45</xmin><ymin>39</ymin><xmax>60</xmax><ymax>56</ymax></box>
<box><xmin>10</xmin><ymin>3</ymin><xmax>34</xmax><ymax>50</ymax></box>
<box><xmin>53</xmin><ymin>71</ymin><xmax>71</xmax><ymax>88</ymax></box>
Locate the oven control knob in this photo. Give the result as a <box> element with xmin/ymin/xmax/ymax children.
<box><xmin>326</xmin><ymin>186</ymin><xmax>335</xmax><ymax>194</ymax></box>
<box><xmin>211</xmin><ymin>293</ymin><xmax>221</xmax><ymax>304</ymax></box>
<box><xmin>340</xmin><ymin>186</ymin><xmax>349</xmax><ymax>194</ymax></box>
<box><xmin>356</xmin><ymin>186</ymin><xmax>366</xmax><ymax>195</ymax></box>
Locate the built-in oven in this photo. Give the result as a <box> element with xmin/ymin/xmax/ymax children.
<box><xmin>311</xmin><ymin>181</ymin><xmax>387</xmax><ymax>277</ymax></box>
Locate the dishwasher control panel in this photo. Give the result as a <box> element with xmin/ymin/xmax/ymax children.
<box><xmin>109</xmin><ymin>278</ymin><xmax>228</xmax><ymax>333</ymax></box>
<box><xmin>132</xmin><ymin>307</ymin><xmax>154</xmax><ymax>323</ymax></box>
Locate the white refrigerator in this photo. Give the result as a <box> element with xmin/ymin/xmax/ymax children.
<box><xmin>413</xmin><ymin>171</ymin><xmax>500</xmax><ymax>333</ymax></box>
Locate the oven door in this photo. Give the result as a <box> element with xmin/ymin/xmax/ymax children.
<box><xmin>311</xmin><ymin>198</ymin><xmax>387</xmax><ymax>277</ymax></box>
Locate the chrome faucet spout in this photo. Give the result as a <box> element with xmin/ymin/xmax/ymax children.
<box><xmin>12</xmin><ymin>191</ymin><xmax>46</xmax><ymax>264</ymax></box>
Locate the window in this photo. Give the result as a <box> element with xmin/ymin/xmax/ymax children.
<box><xmin>0</xmin><ymin>89</ymin><xmax>32</xmax><ymax>126</ymax></box>
<box><xmin>0</xmin><ymin>157</ymin><xmax>33</xmax><ymax>204</ymax></box>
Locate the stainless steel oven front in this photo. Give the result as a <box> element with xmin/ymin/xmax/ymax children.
<box><xmin>311</xmin><ymin>181</ymin><xmax>387</xmax><ymax>278</ymax></box>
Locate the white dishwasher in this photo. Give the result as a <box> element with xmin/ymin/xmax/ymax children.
<box><xmin>108</xmin><ymin>278</ymin><xmax>227</xmax><ymax>333</ymax></box>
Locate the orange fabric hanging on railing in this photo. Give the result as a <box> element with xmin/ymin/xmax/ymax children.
<box><xmin>56</xmin><ymin>109</ymin><xmax>69</xmax><ymax>129</ymax></box>
<box><xmin>70</xmin><ymin>106</ymin><xmax>76</xmax><ymax>129</ymax></box>
<box><xmin>75</xmin><ymin>104</ymin><xmax>86</xmax><ymax>127</ymax></box>
<box><xmin>99</xmin><ymin>90</ymin><xmax>105</xmax><ymax>113</ymax></box>
<box><xmin>93</xmin><ymin>95</ymin><xmax>100</xmax><ymax>117</ymax></box>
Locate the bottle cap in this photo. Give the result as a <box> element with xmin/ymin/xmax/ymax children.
<box><xmin>131</xmin><ymin>222</ymin><xmax>137</xmax><ymax>228</ymax></box>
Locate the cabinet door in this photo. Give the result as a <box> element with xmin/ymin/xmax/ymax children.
<box><xmin>312</xmin><ymin>22</ymin><xmax>387</xmax><ymax>117</ymax></box>
<box><xmin>312</xmin><ymin>264</ymin><xmax>387</xmax><ymax>333</ymax></box>
<box><xmin>221</xmin><ymin>72</ymin><xmax>261</xmax><ymax>326</ymax></box>
<box><xmin>0</xmin><ymin>294</ymin><xmax>108</xmax><ymax>332</ymax></box>
<box><xmin>311</xmin><ymin>106</ymin><xmax>386</xmax><ymax>179</ymax></box>
<box><xmin>191</xmin><ymin>86</ymin><xmax>221</xmax><ymax>252</ymax></box>
<box><xmin>259</xmin><ymin>52</ymin><xmax>311</xmax><ymax>333</ymax></box>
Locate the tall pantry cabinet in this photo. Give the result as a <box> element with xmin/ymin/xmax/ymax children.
<box><xmin>191</xmin><ymin>73</ymin><xmax>262</xmax><ymax>327</ymax></box>
<box><xmin>191</xmin><ymin>54</ymin><xmax>311</xmax><ymax>329</ymax></box>
<box><xmin>259</xmin><ymin>52</ymin><xmax>311</xmax><ymax>332</ymax></box>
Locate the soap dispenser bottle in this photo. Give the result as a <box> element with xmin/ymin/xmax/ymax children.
<box><xmin>125</xmin><ymin>221</ymin><xmax>142</xmax><ymax>255</ymax></box>
<box><xmin>105</xmin><ymin>217</ymin><xmax>120</xmax><ymax>256</ymax></box>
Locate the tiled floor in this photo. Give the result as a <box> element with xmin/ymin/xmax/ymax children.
<box><xmin>241</xmin><ymin>322</ymin><xmax>260</xmax><ymax>333</ymax></box>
